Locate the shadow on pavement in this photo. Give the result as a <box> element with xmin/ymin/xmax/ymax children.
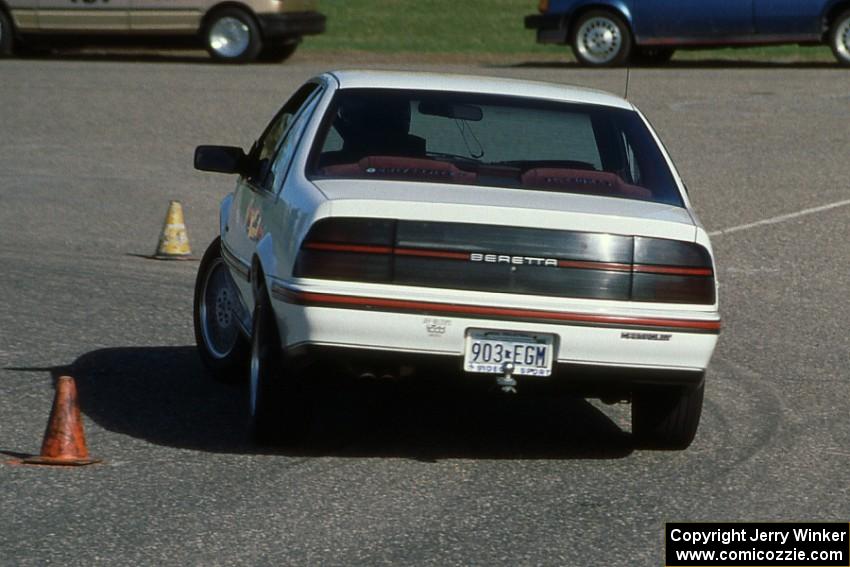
<box><xmin>14</xmin><ymin>50</ymin><xmax>218</xmax><ymax>65</ymax></box>
<box><xmin>504</xmin><ymin>59</ymin><xmax>839</xmax><ymax>70</ymax></box>
<box><xmin>13</xmin><ymin>49</ymin><xmax>838</xmax><ymax>69</ymax></box>
<box><xmin>39</xmin><ymin>346</ymin><xmax>634</xmax><ymax>460</ymax></box>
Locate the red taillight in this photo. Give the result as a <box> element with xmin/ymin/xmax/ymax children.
<box><xmin>632</xmin><ymin>273</ymin><xmax>715</xmax><ymax>304</ymax></box>
<box><xmin>293</xmin><ymin>218</ymin><xmax>394</xmax><ymax>282</ymax></box>
<box><xmin>301</xmin><ymin>217</ymin><xmax>394</xmax><ymax>246</ymax></box>
<box><xmin>631</xmin><ymin>237</ymin><xmax>715</xmax><ymax>304</ymax></box>
<box><xmin>293</xmin><ymin>219</ymin><xmax>716</xmax><ymax>305</ymax></box>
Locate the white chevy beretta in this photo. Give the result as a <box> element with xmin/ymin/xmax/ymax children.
<box><xmin>193</xmin><ymin>70</ymin><xmax>720</xmax><ymax>449</ymax></box>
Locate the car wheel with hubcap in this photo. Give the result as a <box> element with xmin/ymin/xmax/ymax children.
<box><xmin>0</xmin><ymin>10</ymin><xmax>14</xmax><ymax>57</ymax></box>
<box><xmin>249</xmin><ymin>272</ymin><xmax>311</xmax><ymax>445</ymax></box>
<box><xmin>193</xmin><ymin>237</ymin><xmax>250</xmax><ymax>383</ymax></box>
<box><xmin>571</xmin><ymin>10</ymin><xmax>632</xmax><ymax>67</ymax></box>
<box><xmin>632</xmin><ymin>381</ymin><xmax>704</xmax><ymax>449</ymax></box>
<box><xmin>829</xmin><ymin>10</ymin><xmax>850</xmax><ymax>66</ymax></box>
<box><xmin>204</xmin><ymin>8</ymin><xmax>262</xmax><ymax>63</ymax></box>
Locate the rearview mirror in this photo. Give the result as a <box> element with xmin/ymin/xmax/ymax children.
<box><xmin>194</xmin><ymin>145</ymin><xmax>248</xmax><ymax>174</ymax></box>
<box><xmin>418</xmin><ymin>101</ymin><xmax>483</xmax><ymax>122</ymax></box>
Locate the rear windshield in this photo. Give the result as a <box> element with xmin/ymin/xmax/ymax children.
<box><xmin>308</xmin><ymin>88</ymin><xmax>683</xmax><ymax>207</ymax></box>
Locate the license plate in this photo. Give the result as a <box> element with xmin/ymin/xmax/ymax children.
<box><xmin>463</xmin><ymin>330</ymin><xmax>554</xmax><ymax>377</ymax></box>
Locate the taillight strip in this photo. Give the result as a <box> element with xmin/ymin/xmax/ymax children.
<box><xmin>394</xmin><ymin>248</ymin><xmax>470</xmax><ymax>260</ymax></box>
<box><xmin>273</xmin><ymin>287</ymin><xmax>721</xmax><ymax>333</ymax></box>
<box><xmin>558</xmin><ymin>259</ymin><xmax>632</xmax><ymax>272</ymax></box>
<box><xmin>304</xmin><ymin>242</ymin><xmax>394</xmax><ymax>254</ymax></box>
<box><xmin>303</xmin><ymin>241</ymin><xmax>713</xmax><ymax>276</ymax></box>
<box><xmin>633</xmin><ymin>265</ymin><xmax>714</xmax><ymax>276</ymax></box>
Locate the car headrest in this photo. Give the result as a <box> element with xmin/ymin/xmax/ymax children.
<box><xmin>520</xmin><ymin>168</ymin><xmax>653</xmax><ymax>200</ymax></box>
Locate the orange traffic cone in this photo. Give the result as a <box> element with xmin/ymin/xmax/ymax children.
<box><xmin>23</xmin><ymin>376</ymin><xmax>100</xmax><ymax>466</ymax></box>
<box><xmin>153</xmin><ymin>200</ymin><xmax>192</xmax><ymax>259</ymax></box>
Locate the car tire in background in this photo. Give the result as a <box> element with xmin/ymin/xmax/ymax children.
<box><xmin>203</xmin><ymin>7</ymin><xmax>262</xmax><ymax>63</ymax></box>
<box><xmin>193</xmin><ymin>237</ymin><xmax>250</xmax><ymax>383</ymax></box>
<box><xmin>632</xmin><ymin>47</ymin><xmax>675</xmax><ymax>66</ymax></box>
<box><xmin>257</xmin><ymin>42</ymin><xmax>298</xmax><ymax>63</ymax></box>
<box><xmin>249</xmin><ymin>271</ymin><xmax>311</xmax><ymax>445</ymax></box>
<box><xmin>632</xmin><ymin>381</ymin><xmax>704</xmax><ymax>450</ymax></box>
<box><xmin>0</xmin><ymin>10</ymin><xmax>14</xmax><ymax>57</ymax></box>
<box><xmin>828</xmin><ymin>9</ymin><xmax>850</xmax><ymax>66</ymax></box>
<box><xmin>571</xmin><ymin>9</ymin><xmax>632</xmax><ymax>67</ymax></box>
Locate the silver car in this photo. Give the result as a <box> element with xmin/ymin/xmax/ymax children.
<box><xmin>0</xmin><ymin>0</ymin><xmax>325</xmax><ymax>62</ymax></box>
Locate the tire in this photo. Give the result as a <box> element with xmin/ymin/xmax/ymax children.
<box><xmin>203</xmin><ymin>8</ymin><xmax>262</xmax><ymax>63</ymax></box>
<box><xmin>257</xmin><ymin>42</ymin><xmax>298</xmax><ymax>63</ymax></box>
<box><xmin>249</xmin><ymin>273</ymin><xmax>311</xmax><ymax>445</ymax></box>
<box><xmin>0</xmin><ymin>10</ymin><xmax>14</xmax><ymax>57</ymax></box>
<box><xmin>632</xmin><ymin>47</ymin><xmax>675</xmax><ymax>66</ymax></box>
<box><xmin>828</xmin><ymin>9</ymin><xmax>850</xmax><ymax>66</ymax></box>
<box><xmin>632</xmin><ymin>381</ymin><xmax>704</xmax><ymax>450</ymax></box>
<box><xmin>193</xmin><ymin>237</ymin><xmax>250</xmax><ymax>383</ymax></box>
<box><xmin>571</xmin><ymin>9</ymin><xmax>632</xmax><ymax>67</ymax></box>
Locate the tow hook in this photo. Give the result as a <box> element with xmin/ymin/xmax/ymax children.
<box><xmin>496</xmin><ymin>362</ymin><xmax>518</xmax><ymax>394</ymax></box>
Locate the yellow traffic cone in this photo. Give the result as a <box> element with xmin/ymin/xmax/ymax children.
<box><xmin>154</xmin><ymin>201</ymin><xmax>192</xmax><ymax>259</ymax></box>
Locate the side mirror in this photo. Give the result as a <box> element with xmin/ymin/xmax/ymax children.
<box><xmin>194</xmin><ymin>145</ymin><xmax>248</xmax><ymax>175</ymax></box>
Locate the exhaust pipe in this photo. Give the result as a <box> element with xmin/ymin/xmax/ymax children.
<box><xmin>357</xmin><ymin>369</ymin><xmax>397</xmax><ymax>380</ymax></box>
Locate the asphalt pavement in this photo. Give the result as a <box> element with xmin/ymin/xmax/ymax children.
<box><xmin>1</xmin><ymin>54</ymin><xmax>849</xmax><ymax>566</ymax></box>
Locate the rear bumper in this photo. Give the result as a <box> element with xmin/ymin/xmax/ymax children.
<box><xmin>256</xmin><ymin>11</ymin><xmax>326</xmax><ymax>40</ymax></box>
<box><xmin>524</xmin><ymin>13</ymin><xmax>568</xmax><ymax>44</ymax></box>
<box><xmin>286</xmin><ymin>344</ymin><xmax>706</xmax><ymax>395</ymax></box>
<box><xmin>269</xmin><ymin>281</ymin><xmax>720</xmax><ymax>385</ymax></box>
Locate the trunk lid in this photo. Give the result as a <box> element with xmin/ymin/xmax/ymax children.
<box><xmin>311</xmin><ymin>179</ymin><xmax>696</xmax><ymax>242</ymax></box>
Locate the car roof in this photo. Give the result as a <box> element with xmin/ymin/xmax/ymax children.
<box><xmin>325</xmin><ymin>70</ymin><xmax>634</xmax><ymax>110</ymax></box>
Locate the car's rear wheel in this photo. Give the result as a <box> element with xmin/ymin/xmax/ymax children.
<box><xmin>204</xmin><ymin>8</ymin><xmax>262</xmax><ymax>63</ymax></box>
<box><xmin>194</xmin><ymin>237</ymin><xmax>250</xmax><ymax>383</ymax></box>
<box><xmin>632</xmin><ymin>381</ymin><xmax>704</xmax><ymax>449</ymax></box>
<box><xmin>632</xmin><ymin>47</ymin><xmax>675</xmax><ymax>66</ymax></box>
<box><xmin>257</xmin><ymin>42</ymin><xmax>298</xmax><ymax>63</ymax></box>
<box><xmin>828</xmin><ymin>9</ymin><xmax>850</xmax><ymax>66</ymax></box>
<box><xmin>249</xmin><ymin>273</ymin><xmax>311</xmax><ymax>445</ymax></box>
<box><xmin>571</xmin><ymin>10</ymin><xmax>632</xmax><ymax>67</ymax></box>
<box><xmin>0</xmin><ymin>10</ymin><xmax>15</xmax><ymax>57</ymax></box>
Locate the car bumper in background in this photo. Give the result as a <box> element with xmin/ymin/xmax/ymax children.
<box><xmin>524</xmin><ymin>13</ymin><xmax>568</xmax><ymax>44</ymax></box>
<box><xmin>257</xmin><ymin>11</ymin><xmax>326</xmax><ymax>39</ymax></box>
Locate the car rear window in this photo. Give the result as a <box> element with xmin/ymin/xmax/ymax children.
<box><xmin>308</xmin><ymin>88</ymin><xmax>684</xmax><ymax>207</ymax></box>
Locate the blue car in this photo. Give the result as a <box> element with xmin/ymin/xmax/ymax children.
<box><xmin>525</xmin><ymin>0</ymin><xmax>850</xmax><ymax>66</ymax></box>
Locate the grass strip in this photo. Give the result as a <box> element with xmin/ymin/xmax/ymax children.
<box><xmin>302</xmin><ymin>0</ymin><xmax>833</xmax><ymax>62</ymax></box>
